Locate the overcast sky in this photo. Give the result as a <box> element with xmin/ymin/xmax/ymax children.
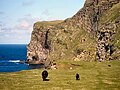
<box><xmin>0</xmin><ymin>0</ymin><xmax>85</xmax><ymax>44</ymax></box>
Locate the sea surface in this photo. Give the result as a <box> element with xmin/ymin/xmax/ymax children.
<box><xmin>0</xmin><ymin>44</ymin><xmax>29</xmax><ymax>72</ymax></box>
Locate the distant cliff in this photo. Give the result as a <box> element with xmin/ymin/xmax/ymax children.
<box><xmin>27</xmin><ymin>0</ymin><xmax>120</xmax><ymax>67</ymax></box>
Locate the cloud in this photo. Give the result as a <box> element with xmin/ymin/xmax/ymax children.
<box><xmin>0</xmin><ymin>21</ymin><xmax>32</xmax><ymax>44</ymax></box>
<box><xmin>0</xmin><ymin>29</ymin><xmax>31</xmax><ymax>44</ymax></box>
<box><xmin>15</xmin><ymin>14</ymin><xmax>40</xmax><ymax>30</ymax></box>
<box><xmin>0</xmin><ymin>14</ymin><xmax>39</xmax><ymax>32</ymax></box>
<box><xmin>20</xmin><ymin>20</ymin><xmax>30</xmax><ymax>29</ymax></box>
<box><xmin>0</xmin><ymin>24</ymin><xmax>2</xmax><ymax>31</ymax></box>
<box><xmin>24</xmin><ymin>14</ymin><xmax>32</xmax><ymax>17</ymax></box>
<box><xmin>0</xmin><ymin>14</ymin><xmax>40</xmax><ymax>44</ymax></box>
<box><xmin>0</xmin><ymin>22</ymin><xmax>12</xmax><ymax>32</ymax></box>
<box><xmin>0</xmin><ymin>11</ymin><xmax>5</xmax><ymax>15</ymax></box>
<box><xmin>15</xmin><ymin>20</ymin><xmax>31</xmax><ymax>30</ymax></box>
<box><xmin>42</xmin><ymin>9</ymin><xmax>50</xmax><ymax>16</ymax></box>
<box><xmin>22</xmin><ymin>0</ymin><xmax>35</xmax><ymax>6</ymax></box>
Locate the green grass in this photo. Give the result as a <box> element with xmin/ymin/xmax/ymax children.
<box><xmin>0</xmin><ymin>60</ymin><xmax>120</xmax><ymax>90</ymax></box>
<box><xmin>33</xmin><ymin>20</ymin><xmax>63</xmax><ymax>30</ymax></box>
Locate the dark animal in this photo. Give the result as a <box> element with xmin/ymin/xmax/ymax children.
<box><xmin>108</xmin><ymin>65</ymin><xmax>111</xmax><ymax>67</ymax></box>
<box><xmin>42</xmin><ymin>70</ymin><xmax>48</xmax><ymax>81</ymax></box>
<box><xmin>76</xmin><ymin>73</ymin><xmax>80</xmax><ymax>80</ymax></box>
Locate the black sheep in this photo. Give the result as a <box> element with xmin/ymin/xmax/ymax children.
<box><xmin>108</xmin><ymin>65</ymin><xmax>111</xmax><ymax>67</ymax></box>
<box><xmin>42</xmin><ymin>70</ymin><xmax>48</xmax><ymax>81</ymax></box>
<box><xmin>76</xmin><ymin>73</ymin><xmax>80</xmax><ymax>80</ymax></box>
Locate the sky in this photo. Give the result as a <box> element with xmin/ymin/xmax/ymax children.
<box><xmin>0</xmin><ymin>0</ymin><xmax>85</xmax><ymax>44</ymax></box>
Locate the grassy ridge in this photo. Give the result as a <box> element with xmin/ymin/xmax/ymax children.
<box><xmin>0</xmin><ymin>60</ymin><xmax>120</xmax><ymax>90</ymax></box>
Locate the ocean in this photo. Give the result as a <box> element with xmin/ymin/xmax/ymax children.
<box><xmin>0</xmin><ymin>44</ymin><xmax>29</xmax><ymax>72</ymax></box>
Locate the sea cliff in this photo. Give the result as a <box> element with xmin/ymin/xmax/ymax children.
<box><xmin>27</xmin><ymin>0</ymin><xmax>120</xmax><ymax>67</ymax></box>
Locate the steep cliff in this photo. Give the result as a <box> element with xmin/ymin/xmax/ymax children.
<box><xmin>96</xmin><ymin>2</ymin><xmax>120</xmax><ymax>61</ymax></box>
<box><xmin>27</xmin><ymin>0</ymin><xmax>120</xmax><ymax>67</ymax></box>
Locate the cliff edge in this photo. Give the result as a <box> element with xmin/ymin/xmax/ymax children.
<box><xmin>27</xmin><ymin>0</ymin><xmax>120</xmax><ymax>67</ymax></box>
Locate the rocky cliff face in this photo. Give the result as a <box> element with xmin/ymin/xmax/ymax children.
<box><xmin>27</xmin><ymin>0</ymin><xmax>120</xmax><ymax>67</ymax></box>
<box><xmin>96</xmin><ymin>2</ymin><xmax>120</xmax><ymax>61</ymax></box>
<box><xmin>72</xmin><ymin>0</ymin><xmax>119</xmax><ymax>36</ymax></box>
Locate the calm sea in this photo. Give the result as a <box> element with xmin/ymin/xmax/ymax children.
<box><xmin>0</xmin><ymin>44</ymin><xmax>29</xmax><ymax>72</ymax></box>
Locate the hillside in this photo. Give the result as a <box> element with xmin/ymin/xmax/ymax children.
<box><xmin>27</xmin><ymin>0</ymin><xmax>120</xmax><ymax>67</ymax></box>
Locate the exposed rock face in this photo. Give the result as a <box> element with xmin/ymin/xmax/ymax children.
<box><xmin>72</xmin><ymin>0</ymin><xmax>120</xmax><ymax>61</ymax></box>
<box><xmin>27</xmin><ymin>0</ymin><xmax>120</xmax><ymax>67</ymax></box>
<box><xmin>27</xmin><ymin>23</ymin><xmax>54</xmax><ymax>67</ymax></box>
<box><xmin>27</xmin><ymin>21</ymin><xmax>66</xmax><ymax>67</ymax></box>
<box><xmin>96</xmin><ymin>1</ymin><xmax>120</xmax><ymax>61</ymax></box>
<box><xmin>72</xmin><ymin>0</ymin><xmax>120</xmax><ymax>36</ymax></box>
<box><xmin>96</xmin><ymin>23</ymin><xmax>116</xmax><ymax>61</ymax></box>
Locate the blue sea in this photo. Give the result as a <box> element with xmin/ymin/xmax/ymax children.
<box><xmin>0</xmin><ymin>44</ymin><xmax>29</xmax><ymax>72</ymax></box>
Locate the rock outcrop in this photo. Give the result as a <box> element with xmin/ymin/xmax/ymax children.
<box><xmin>96</xmin><ymin>2</ymin><xmax>120</xmax><ymax>61</ymax></box>
<box><xmin>27</xmin><ymin>0</ymin><xmax>120</xmax><ymax>67</ymax></box>
<box><xmin>96</xmin><ymin>23</ymin><xmax>116</xmax><ymax>61</ymax></box>
<box><xmin>72</xmin><ymin>0</ymin><xmax>119</xmax><ymax>36</ymax></box>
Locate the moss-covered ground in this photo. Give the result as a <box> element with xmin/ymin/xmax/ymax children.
<box><xmin>0</xmin><ymin>60</ymin><xmax>120</xmax><ymax>90</ymax></box>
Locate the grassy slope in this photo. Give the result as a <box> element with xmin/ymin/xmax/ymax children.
<box><xmin>47</xmin><ymin>17</ymin><xmax>96</xmax><ymax>61</ymax></box>
<box><xmin>0</xmin><ymin>60</ymin><xmax>120</xmax><ymax>90</ymax></box>
<box><xmin>34</xmin><ymin>20</ymin><xmax>63</xmax><ymax>28</ymax></box>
